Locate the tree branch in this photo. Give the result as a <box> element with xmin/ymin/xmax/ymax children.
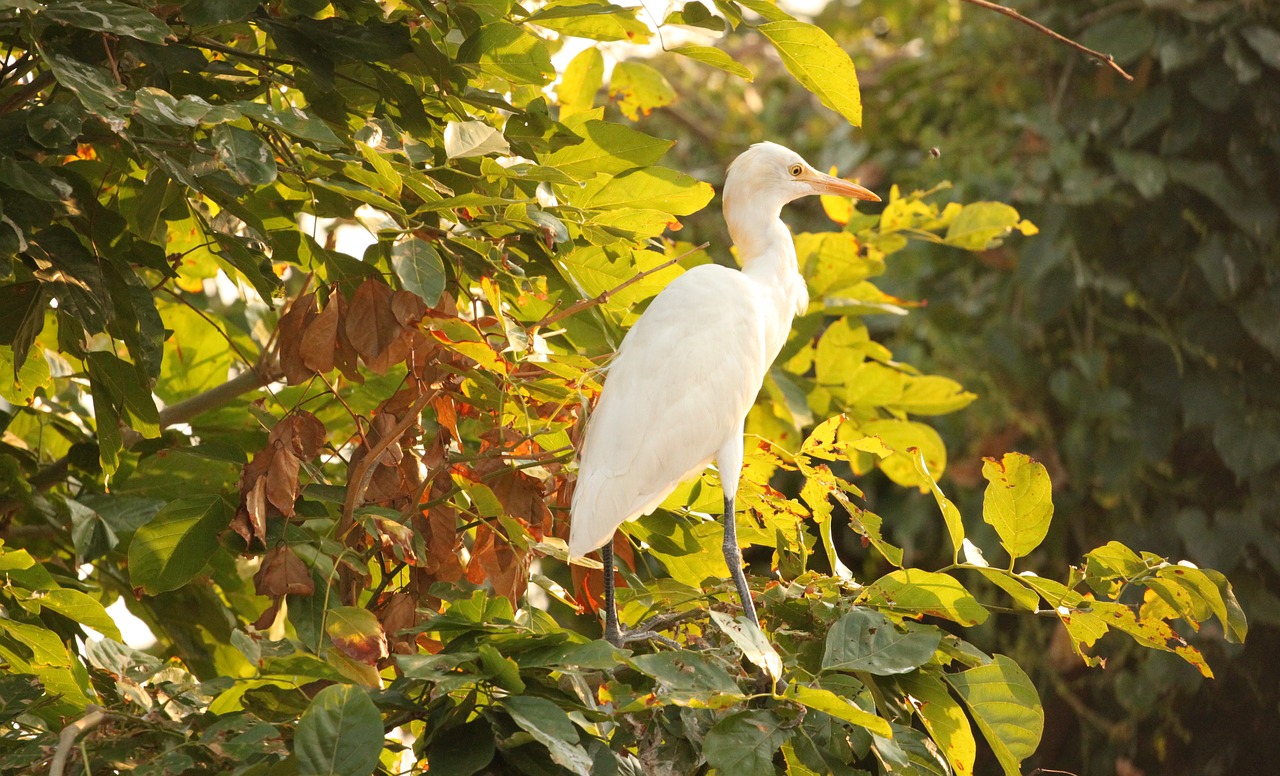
<box><xmin>535</xmin><ymin>242</ymin><xmax>710</xmax><ymax>330</ymax></box>
<box><xmin>960</xmin><ymin>0</ymin><xmax>1134</xmax><ymax>82</ymax></box>
<box><xmin>48</xmin><ymin>706</ymin><xmax>106</xmax><ymax>776</ymax></box>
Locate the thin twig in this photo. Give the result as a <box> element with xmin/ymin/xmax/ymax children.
<box><xmin>960</xmin><ymin>0</ymin><xmax>1134</xmax><ymax>81</ymax></box>
<box><xmin>536</xmin><ymin>242</ymin><xmax>709</xmax><ymax>330</ymax></box>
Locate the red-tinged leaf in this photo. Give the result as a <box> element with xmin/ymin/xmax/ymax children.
<box><xmin>391</xmin><ymin>289</ymin><xmax>428</xmax><ymax>327</ymax></box>
<box><xmin>254</xmin><ymin>543</ymin><xmax>314</xmax><ymax>597</ymax></box>
<box><xmin>466</xmin><ymin>523</ymin><xmax>529</xmax><ymax>605</ymax></box>
<box><xmin>326</xmin><ymin>606</ymin><xmax>388</xmax><ymax>666</ymax></box>
<box><xmin>433</xmin><ymin>393</ymin><xmax>460</xmax><ymax>443</ymax></box>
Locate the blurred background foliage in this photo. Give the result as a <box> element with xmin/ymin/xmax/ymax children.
<box><xmin>637</xmin><ymin>0</ymin><xmax>1279</xmax><ymax>772</ymax></box>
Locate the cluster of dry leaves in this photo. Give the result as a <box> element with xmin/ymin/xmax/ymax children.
<box><xmin>232</xmin><ymin>277</ymin><xmax>595</xmax><ymax>666</ymax></box>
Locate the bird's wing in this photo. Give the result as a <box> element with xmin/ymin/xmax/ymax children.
<box><xmin>569</xmin><ymin>265</ymin><xmax>769</xmax><ymax>556</ymax></box>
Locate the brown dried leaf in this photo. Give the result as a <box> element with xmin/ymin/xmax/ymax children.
<box><xmin>277</xmin><ymin>293</ymin><xmax>318</xmax><ymax>385</ymax></box>
<box><xmin>466</xmin><ymin>523</ymin><xmax>528</xmax><ymax>605</ymax></box>
<box><xmin>300</xmin><ymin>293</ymin><xmax>339</xmax><ymax>373</ymax></box>
<box><xmin>376</xmin><ymin>592</ymin><xmax>420</xmax><ymax>656</ymax></box>
<box><xmin>254</xmin><ymin>543</ymin><xmax>315</xmax><ymax>597</ymax></box>
<box><xmin>265</xmin><ymin>444</ymin><xmax>301</xmax><ymax>516</ymax></box>
<box><xmin>346</xmin><ymin>279</ymin><xmax>408</xmax><ymax>374</ymax></box>
<box><xmin>391</xmin><ymin>290</ymin><xmax>428</xmax><ymax>328</ymax></box>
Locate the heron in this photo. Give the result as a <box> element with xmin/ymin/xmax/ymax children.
<box><xmin>568</xmin><ymin>142</ymin><xmax>880</xmax><ymax>646</ymax></box>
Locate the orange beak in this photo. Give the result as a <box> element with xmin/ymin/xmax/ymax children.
<box><xmin>808</xmin><ymin>170</ymin><xmax>881</xmax><ymax>202</ymax></box>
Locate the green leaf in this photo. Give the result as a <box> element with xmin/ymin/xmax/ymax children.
<box><xmin>981</xmin><ymin>452</ymin><xmax>1053</xmax><ymax>561</ymax></box>
<box><xmin>758</xmin><ymin>21</ymin><xmax>862</xmax><ymax>127</ymax></box>
<box><xmin>44</xmin><ymin>0</ymin><xmax>173</xmax><ymax>44</ymax></box>
<box><xmin>85</xmin><ymin>351</ymin><xmax>160</xmax><ymax>438</ymax></box>
<box><xmin>609</xmin><ymin>61</ymin><xmax>676</xmax><ymax>120</ymax></box>
<box><xmin>234</xmin><ymin>102</ymin><xmax>342</xmax><ymax>148</ymax></box>
<box><xmin>899</xmin><ymin>670</ymin><xmax>977</xmax><ymax>776</ymax></box>
<box><xmin>443</xmin><ymin>120</ymin><xmax>511</xmax><ymax>159</ymax></box>
<box><xmin>41</xmin><ymin>53</ymin><xmax>131</xmax><ymax>129</ymax></box>
<box><xmin>709</xmin><ymin>610</ymin><xmax>783</xmax><ymax>683</ymax></box>
<box><xmin>670</xmin><ymin>45</ymin><xmax>753</xmax><ymax>81</ymax></box>
<box><xmin>573</xmin><ymin>166</ymin><xmax>714</xmax><ymax>216</ymax></box>
<box><xmin>128</xmin><ymin>495</ymin><xmax>233</xmax><ymax>594</ymax></box>
<box><xmin>555</xmin><ymin>46</ymin><xmax>604</xmax><ymax>117</ymax></box>
<box><xmin>460</xmin><ymin>23</ymin><xmax>555</xmax><ymax>85</ymax></box>
<box><xmin>943</xmin><ymin>202</ymin><xmax>1032</xmax><ymax>251</ymax></box>
<box><xmin>502</xmin><ymin>696</ymin><xmax>592</xmax><ymax>775</ymax></box>
<box><xmin>909</xmin><ymin>449</ymin><xmax>964</xmax><ymax>560</ymax></box>
<box><xmin>785</xmin><ymin>683</ymin><xmax>892</xmax><ymax>737</ymax></box>
<box><xmin>543</xmin><ymin>120</ymin><xmax>673</xmax><ymax>178</ymax></box>
<box><xmin>294</xmin><ymin>684</ymin><xmax>384</xmax><ymax>776</ymax></box>
<box><xmin>392</xmin><ymin>238</ymin><xmax>447</xmax><ymax>305</ymax></box>
<box><xmin>0</xmin><ymin>344</ymin><xmax>49</xmax><ymax>404</ymax></box>
<box><xmin>25</xmin><ymin>102</ymin><xmax>83</xmax><ymax>148</ymax></box>
<box><xmin>628</xmin><ymin>650</ymin><xmax>739</xmax><ymax>694</ymax></box>
<box><xmin>945</xmin><ymin>655</ymin><xmax>1044</xmax><ymax>776</ymax></box>
<box><xmin>860</xmin><ymin>569</ymin><xmax>989</xmax><ymax>626</ymax></box>
<box><xmin>822</xmin><ymin>609</ymin><xmax>942</xmax><ymax>675</ymax></box>
<box><xmin>427</xmin><ymin>719</ymin><xmax>495</xmax><ymax>776</ymax></box>
<box><xmin>703</xmin><ymin>710</ymin><xmax>795</xmax><ymax>776</ymax></box>
<box><xmin>530</xmin><ymin>1</ymin><xmax>650</xmax><ymax>42</ymax></box>
<box><xmin>35</xmin><ymin>589</ymin><xmax>122</xmax><ymax>642</ymax></box>
<box><xmin>1241</xmin><ymin>26</ymin><xmax>1280</xmax><ymax>70</ymax></box>
<box><xmin>212</xmin><ymin>125</ymin><xmax>277</xmax><ymax>186</ymax></box>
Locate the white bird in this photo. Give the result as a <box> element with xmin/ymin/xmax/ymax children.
<box><xmin>568</xmin><ymin>142</ymin><xmax>880</xmax><ymax>646</ymax></box>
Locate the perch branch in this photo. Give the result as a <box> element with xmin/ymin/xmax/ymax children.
<box><xmin>960</xmin><ymin>0</ymin><xmax>1134</xmax><ymax>81</ymax></box>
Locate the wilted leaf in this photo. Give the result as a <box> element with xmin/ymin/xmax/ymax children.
<box><xmin>326</xmin><ymin>606</ymin><xmax>388</xmax><ymax>666</ymax></box>
<box><xmin>254</xmin><ymin>544</ymin><xmax>314</xmax><ymax>598</ymax></box>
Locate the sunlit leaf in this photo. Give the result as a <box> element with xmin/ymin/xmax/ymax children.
<box><xmin>758</xmin><ymin>21</ymin><xmax>862</xmax><ymax>127</ymax></box>
<box><xmin>946</xmin><ymin>655</ymin><xmax>1044</xmax><ymax>776</ymax></box>
<box><xmin>981</xmin><ymin>453</ymin><xmax>1053</xmax><ymax>561</ymax></box>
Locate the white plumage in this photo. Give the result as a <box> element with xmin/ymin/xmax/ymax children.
<box><xmin>567</xmin><ymin>142</ymin><xmax>879</xmax><ymax>642</ymax></box>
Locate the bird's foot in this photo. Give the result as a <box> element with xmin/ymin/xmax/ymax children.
<box><xmin>605</xmin><ymin>611</ymin><xmax>692</xmax><ymax>649</ymax></box>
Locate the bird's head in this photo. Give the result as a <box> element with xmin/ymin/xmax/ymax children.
<box><xmin>723</xmin><ymin>142</ymin><xmax>880</xmax><ymax>214</ymax></box>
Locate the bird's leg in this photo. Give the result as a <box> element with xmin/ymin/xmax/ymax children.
<box><xmin>599</xmin><ymin>540</ymin><xmax>680</xmax><ymax>649</ymax></box>
<box><xmin>601</xmin><ymin>540</ymin><xmax>622</xmax><ymax>647</ymax></box>
<box><xmin>722</xmin><ymin>492</ymin><xmax>761</xmax><ymax>628</ymax></box>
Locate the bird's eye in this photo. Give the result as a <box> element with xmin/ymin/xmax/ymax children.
<box><xmin>789</xmin><ymin>164</ymin><xmax>803</xmax><ymax>177</ymax></box>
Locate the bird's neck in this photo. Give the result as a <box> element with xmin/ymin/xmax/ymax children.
<box><xmin>724</xmin><ymin>205</ymin><xmax>809</xmax><ymax>323</ymax></box>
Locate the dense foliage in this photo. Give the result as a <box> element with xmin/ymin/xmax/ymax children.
<box><xmin>0</xmin><ymin>1</ymin><xmax>1251</xmax><ymax>774</ymax></box>
<box><xmin>636</xmin><ymin>0</ymin><xmax>1280</xmax><ymax>773</ymax></box>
